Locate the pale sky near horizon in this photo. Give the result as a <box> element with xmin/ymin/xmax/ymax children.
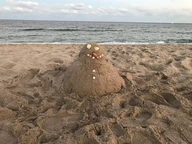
<box><xmin>0</xmin><ymin>0</ymin><xmax>192</xmax><ymax>23</ymax></box>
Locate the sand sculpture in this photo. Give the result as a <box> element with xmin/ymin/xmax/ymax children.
<box><xmin>63</xmin><ymin>42</ymin><xmax>125</xmax><ymax>96</ymax></box>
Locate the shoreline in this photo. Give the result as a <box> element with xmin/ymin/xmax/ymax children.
<box><xmin>1</xmin><ymin>43</ymin><xmax>192</xmax><ymax>45</ymax></box>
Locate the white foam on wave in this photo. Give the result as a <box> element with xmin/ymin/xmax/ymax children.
<box><xmin>1</xmin><ymin>41</ymin><xmax>192</xmax><ymax>45</ymax></box>
<box><xmin>0</xmin><ymin>42</ymin><xmax>86</xmax><ymax>45</ymax></box>
<box><xmin>101</xmin><ymin>42</ymin><xmax>150</xmax><ymax>45</ymax></box>
<box><xmin>156</xmin><ymin>41</ymin><xmax>165</xmax><ymax>44</ymax></box>
<box><xmin>0</xmin><ymin>42</ymin><xmax>150</xmax><ymax>45</ymax></box>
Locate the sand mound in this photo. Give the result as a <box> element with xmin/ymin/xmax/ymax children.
<box><xmin>0</xmin><ymin>44</ymin><xmax>192</xmax><ymax>144</ymax></box>
<box><xmin>63</xmin><ymin>42</ymin><xmax>125</xmax><ymax>96</ymax></box>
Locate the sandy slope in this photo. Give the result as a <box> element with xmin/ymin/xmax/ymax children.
<box><xmin>0</xmin><ymin>44</ymin><xmax>192</xmax><ymax>144</ymax></box>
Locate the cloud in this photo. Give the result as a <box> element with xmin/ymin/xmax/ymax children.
<box><xmin>0</xmin><ymin>0</ymin><xmax>39</xmax><ymax>13</ymax></box>
<box><xmin>0</xmin><ymin>1</ymin><xmax>192</xmax><ymax>22</ymax></box>
<box><xmin>96</xmin><ymin>6</ymin><xmax>130</xmax><ymax>16</ymax></box>
<box><xmin>61</xmin><ymin>3</ymin><xmax>94</xmax><ymax>15</ymax></box>
<box><xmin>65</xmin><ymin>3</ymin><xmax>92</xmax><ymax>11</ymax></box>
<box><xmin>3</xmin><ymin>6</ymin><xmax>11</xmax><ymax>11</ymax></box>
<box><xmin>14</xmin><ymin>7</ymin><xmax>32</xmax><ymax>12</ymax></box>
<box><xmin>61</xmin><ymin>9</ymin><xmax>78</xmax><ymax>14</ymax></box>
<box><xmin>61</xmin><ymin>4</ymin><xmax>130</xmax><ymax>16</ymax></box>
<box><xmin>134</xmin><ymin>5</ymin><xmax>192</xmax><ymax>17</ymax></box>
<box><xmin>14</xmin><ymin>1</ymin><xmax>38</xmax><ymax>8</ymax></box>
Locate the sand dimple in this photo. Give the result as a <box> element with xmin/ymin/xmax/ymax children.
<box><xmin>1</xmin><ymin>62</ymin><xmax>16</xmax><ymax>69</ymax></box>
<box><xmin>181</xmin><ymin>57</ymin><xmax>192</xmax><ymax>70</ymax></box>
<box><xmin>48</xmin><ymin>58</ymin><xmax>64</xmax><ymax>64</ymax></box>
<box><xmin>0</xmin><ymin>44</ymin><xmax>192</xmax><ymax>144</ymax></box>
<box><xmin>0</xmin><ymin>108</ymin><xmax>16</xmax><ymax>120</ymax></box>
<box><xmin>0</xmin><ymin>131</ymin><xmax>17</xmax><ymax>144</ymax></box>
<box><xmin>110</xmin><ymin>124</ymin><xmax>125</xmax><ymax>137</ymax></box>
<box><xmin>37</xmin><ymin>113</ymin><xmax>83</xmax><ymax>134</ymax></box>
<box><xmin>135</xmin><ymin>111</ymin><xmax>152</xmax><ymax>121</ymax></box>
<box><xmin>131</xmin><ymin>131</ymin><xmax>158</xmax><ymax>144</ymax></box>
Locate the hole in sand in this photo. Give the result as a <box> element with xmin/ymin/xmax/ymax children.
<box><xmin>141</xmin><ymin>125</ymin><xmax>148</xmax><ymax>128</ymax></box>
<box><xmin>120</xmin><ymin>101</ymin><xmax>128</xmax><ymax>108</ymax></box>
<box><xmin>95</xmin><ymin>130</ymin><xmax>102</xmax><ymax>136</ymax></box>
<box><xmin>126</xmin><ymin>112</ymin><xmax>132</xmax><ymax>117</ymax></box>
<box><xmin>94</xmin><ymin>127</ymin><xmax>102</xmax><ymax>136</ymax></box>
<box><xmin>161</xmin><ymin>73</ymin><xmax>168</xmax><ymax>80</ymax></box>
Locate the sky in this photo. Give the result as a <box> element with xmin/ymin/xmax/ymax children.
<box><xmin>0</xmin><ymin>0</ymin><xmax>192</xmax><ymax>23</ymax></box>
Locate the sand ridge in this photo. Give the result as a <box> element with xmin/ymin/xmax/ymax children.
<box><xmin>0</xmin><ymin>44</ymin><xmax>192</xmax><ymax>144</ymax></box>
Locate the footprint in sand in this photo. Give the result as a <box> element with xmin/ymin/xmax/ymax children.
<box><xmin>0</xmin><ymin>131</ymin><xmax>17</xmax><ymax>144</ymax></box>
<box><xmin>5</xmin><ymin>68</ymin><xmax>40</xmax><ymax>87</ymax></box>
<box><xmin>129</xmin><ymin>96</ymin><xmax>144</xmax><ymax>107</ymax></box>
<box><xmin>141</xmin><ymin>93</ymin><xmax>182</xmax><ymax>109</ymax></box>
<box><xmin>141</xmin><ymin>94</ymin><xmax>169</xmax><ymax>106</ymax></box>
<box><xmin>121</xmin><ymin>107</ymin><xmax>152</xmax><ymax>122</ymax></box>
<box><xmin>135</xmin><ymin>111</ymin><xmax>152</xmax><ymax>121</ymax></box>
<box><xmin>181</xmin><ymin>57</ymin><xmax>192</xmax><ymax>70</ymax></box>
<box><xmin>48</xmin><ymin>58</ymin><xmax>63</xmax><ymax>64</ymax></box>
<box><xmin>74</xmin><ymin>123</ymin><xmax>117</xmax><ymax>144</ymax></box>
<box><xmin>174</xmin><ymin>56</ymin><xmax>185</xmax><ymax>61</ymax></box>
<box><xmin>37</xmin><ymin>113</ymin><xmax>83</xmax><ymax>134</ymax></box>
<box><xmin>20</xmin><ymin>68</ymin><xmax>40</xmax><ymax>83</ymax></box>
<box><xmin>161</xmin><ymin>92</ymin><xmax>182</xmax><ymax>109</ymax></box>
<box><xmin>110</xmin><ymin>124</ymin><xmax>125</xmax><ymax>137</ymax></box>
<box><xmin>131</xmin><ymin>131</ymin><xmax>158</xmax><ymax>144</ymax></box>
<box><xmin>0</xmin><ymin>107</ymin><xmax>16</xmax><ymax>120</ymax></box>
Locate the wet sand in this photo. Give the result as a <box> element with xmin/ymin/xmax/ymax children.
<box><xmin>0</xmin><ymin>44</ymin><xmax>192</xmax><ymax>144</ymax></box>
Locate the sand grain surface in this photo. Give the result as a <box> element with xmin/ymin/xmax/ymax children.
<box><xmin>0</xmin><ymin>44</ymin><xmax>192</xmax><ymax>144</ymax></box>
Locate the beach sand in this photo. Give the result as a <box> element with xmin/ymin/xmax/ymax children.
<box><xmin>0</xmin><ymin>44</ymin><xmax>192</xmax><ymax>144</ymax></box>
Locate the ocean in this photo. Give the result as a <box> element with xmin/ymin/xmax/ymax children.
<box><xmin>0</xmin><ymin>20</ymin><xmax>192</xmax><ymax>44</ymax></box>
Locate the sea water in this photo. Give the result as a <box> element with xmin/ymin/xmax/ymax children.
<box><xmin>0</xmin><ymin>20</ymin><xmax>192</xmax><ymax>44</ymax></box>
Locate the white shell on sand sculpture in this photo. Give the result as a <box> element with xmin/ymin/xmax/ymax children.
<box><xmin>94</xmin><ymin>47</ymin><xmax>100</xmax><ymax>51</ymax></box>
<box><xmin>63</xmin><ymin>42</ymin><xmax>125</xmax><ymax>97</ymax></box>
<box><xmin>87</xmin><ymin>44</ymin><xmax>91</xmax><ymax>49</ymax></box>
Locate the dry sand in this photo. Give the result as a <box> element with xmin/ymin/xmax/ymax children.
<box><xmin>0</xmin><ymin>44</ymin><xmax>192</xmax><ymax>144</ymax></box>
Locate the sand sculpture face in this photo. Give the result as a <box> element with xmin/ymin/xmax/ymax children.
<box><xmin>79</xmin><ymin>43</ymin><xmax>106</xmax><ymax>62</ymax></box>
<box><xmin>63</xmin><ymin>42</ymin><xmax>125</xmax><ymax>97</ymax></box>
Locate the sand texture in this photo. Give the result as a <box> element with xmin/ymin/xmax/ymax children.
<box><xmin>0</xmin><ymin>44</ymin><xmax>192</xmax><ymax>144</ymax></box>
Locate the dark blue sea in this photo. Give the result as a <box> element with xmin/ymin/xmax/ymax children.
<box><xmin>0</xmin><ymin>20</ymin><xmax>192</xmax><ymax>44</ymax></box>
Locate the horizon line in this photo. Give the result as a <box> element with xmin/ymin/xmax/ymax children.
<box><xmin>0</xmin><ymin>18</ymin><xmax>192</xmax><ymax>24</ymax></box>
